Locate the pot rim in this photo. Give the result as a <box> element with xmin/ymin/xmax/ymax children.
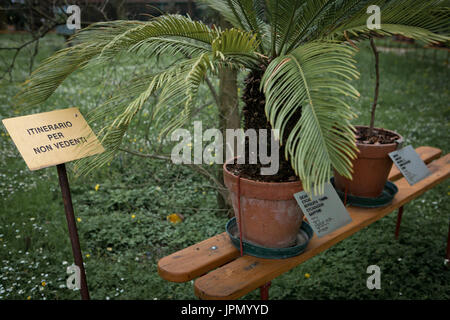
<box><xmin>222</xmin><ymin>158</ymin><xmax>302</xmax><ymax>187</ymax></box>
<box><xmin>354</xmin><ymin>125</ymin><xmax>404</xmax><ymax>147</ymax></box>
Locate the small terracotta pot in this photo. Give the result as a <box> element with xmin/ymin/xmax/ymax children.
<box><xmin>334</xmin><ymin>126</ymin><xmax>403</xmax><ymax>198</ymax></box>
<box><xmin>223</xmin><ymin>161</ymin><xmax>304</xmax><ymax>248</ymax></box>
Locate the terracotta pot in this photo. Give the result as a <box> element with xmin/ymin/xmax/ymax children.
<box><xmin>223</xmin><ymin>161</ymin><xmax>304</xmax><ymax>248</ymax></box>
<box><xmin>334</xmin><ymin>126</ymin><xmax>403</xmax><ymax>198</ymax></box>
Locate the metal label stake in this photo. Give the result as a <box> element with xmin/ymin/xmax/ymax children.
<box><xmin>57</xmin><ymin>163</ymin><xmax>90</xmax><ymax>300</ymax></box>
<box><xmin>2</xmin><ymin>108</ymin><xmax>104</xmax><ymax>301</ymax></box>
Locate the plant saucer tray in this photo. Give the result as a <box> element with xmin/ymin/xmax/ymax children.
<box><xmin>226</xmin><ymin>217</ymin><xmax>314</xmax><ymax>259</ymax></box>
<box><xmin>330</xmin><ymin>177</ymin><xmax>398</xmax><ymax>208</ymax></box>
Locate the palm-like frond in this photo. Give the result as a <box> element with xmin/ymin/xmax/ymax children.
<box><xmin>201</xmin><ymin>0</ymin><xmax>267</xmax><ymax>52</ymax></box>
<box><xmin>284</xmin><ymin>0</ymin><xmax>337</xmax><ymax>54</ymax></box>
<box><xmin>14</xmin><ymin>21</ymin><xmax>143</xmax><ymax>108</ymax></box>
<box><xmin>326</xmin><ymin>0</ymin><xmax>450</xmax><ymax>44</ymax></box>
<box><xmin>15</xmin><ymin>14</ymin><xmax>261</xmax><ymax>175</ymax></box>
<box><xmin>263</xmin><ymin>0</ymin><xmax>303</xmax><ymax>56</ymax></box>
<box><xmin>262</xmin><ymin>41</ymin><xmax>360</xmax><ymax>194</ymax></box>
<box><xmin>96</xmin><ymin>14</ymin><xmax>219</xmax><ymax>62</ymax></box>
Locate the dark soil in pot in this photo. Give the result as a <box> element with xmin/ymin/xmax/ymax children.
<box><xmin>334</xmin><ymin>125</ymin><xmax>403</xmax><ymax>198</ymax></box>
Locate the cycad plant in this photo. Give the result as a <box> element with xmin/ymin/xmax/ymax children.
<box><xmin>15</xmin><ymin>0</ymin><xmax>449</xmax><ymax>194</ymax></box>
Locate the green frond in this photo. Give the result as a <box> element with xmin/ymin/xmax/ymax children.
<box><xmin>284</xmin><ymin>0</ymin><xmax>339</xmax><ymax>53</ymax></box>
<box><xmin>327</xmin><ymin>0</ymin><xmax>450</xmax><ymax>44</ymax></box>
<box><xmin>157</xmin><ymin>54</ymin><xmax>215</xmax><ymax>136</ymax></box>
<box><xmin>225</xmin><ymin>0</ymin><xmax>263</xmax><ymax>34</ymax></box>
<box><xmin>212</xmin><ymin>28</ymin><xmax>260</xmax><ymax>66</ymax></box>
<box><xmin>264</xmin><ymin>0</ymin><xmax>310</xmax><ymax>56</ymax></box>
<box><xmin>198</xmin><ymin>0</ymin><xmax>242</xmax><ymax>28</ymax></box>
<box><xmin>202</xmin><ymin>0</ymin><xmax>267</xmax><ymax>52</ymax></box>
<box><xmin>75</xmin><ymin>62</ymin><xmax>196</xmax><ymax>176</ymax></box>
<box><xmin>262</xmin><ymin>41</ymin><xmax>360</xmax><ymax>195</ymax></box>
<box><xmin>97</xmin><ymin>14</ymin><xmax>218</xmax><ymax>62</ymax></box>
<box><xmin>129</xmin><ymin>36</ymin><xmax>211</xmax><ymax>59</ymax></box>
<box><xmin>14</xmin><ymin>21</ymin><xmax>143</xmax><ymax>109</ymax></box>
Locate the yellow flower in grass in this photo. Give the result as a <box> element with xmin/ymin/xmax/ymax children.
<box><xmin>167</xmin><ymin>213</ymin><xmax>183</xmax><ymax>224</ymax></box>
<box><xmin>94</xmin><ymin>184</ymin><xmax>100</xmax><ymax>191</ymax></box>
<box><xmin>131</xmin><ymin>214</ymin><xmax>136</xmax><ymax>219</ymax></box>
<box><xmin>304</xmin><ymin>273</ymin><xmax>311</xmax><ymax>279</ymax></box>
<box><xmin>77</xmin><ymin>218</ymin><xmax>82</xmax><ymax>223</ymax></box>
<box><xmin>27</xmin><ymin>296</ymin><xmax>31</xmax><ymax>300</ymax></box>
<box><xmin>41</xmin><ymin>281</ymin><xmax>46</xmax><ymax>287</ymax></box>
<box><xmin>86</xmin><ymin>254</ymin><xmax>90</xmax><ymax>258</ymax></box>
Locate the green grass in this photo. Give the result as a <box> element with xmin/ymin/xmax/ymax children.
<box><xmin>0</xmin><ymin>34</ymin><xmax>449</xmax><ymax>300</ymax></box>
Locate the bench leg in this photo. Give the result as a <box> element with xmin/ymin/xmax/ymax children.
<box><xmin>259</xmin><ymin>282</ymin><xmax>271</xmax><ymax>300</ymax></box>
<box><xmin>395</xmin><ymin>206</ymin><xmax>404</xmax><ymax>240</ymax></box>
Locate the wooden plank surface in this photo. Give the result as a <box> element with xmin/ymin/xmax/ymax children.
<box><xmin>157</xmin><ymin>146</ymin><xmax>443</xmax><ymax>284</ymax></box>
<box><xmin>194</xmin><ymin>154</ymin><xmax>450</xmax><ymax>300</ymax></box>
<box><xmin>158</xmin><ymin>232</ymin><xmax>240</xmax><ymax>282</ymax></box>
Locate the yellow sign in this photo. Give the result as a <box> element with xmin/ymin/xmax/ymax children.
<box><xmin>2</xmin><ymin>107</ymin><xmax>104</xmax><ymax>171</ymax></box>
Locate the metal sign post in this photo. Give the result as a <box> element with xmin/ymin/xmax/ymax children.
<box><xmin>57</xmin><ymin>163</ymin><xmax>90</xmax><ymax>300</ymax></box>
<box><xmin>2</xmin><ymin>108</ymin><xmax>105</xmax><ymax>300</ymax></box>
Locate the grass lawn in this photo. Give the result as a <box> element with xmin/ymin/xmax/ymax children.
<box><xmin>0</xmin><ymin>34</ymin><xmax>449</xmax><ymax>300</ymax></box>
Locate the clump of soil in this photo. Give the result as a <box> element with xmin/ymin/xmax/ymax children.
<box><xmin>356</xmin><ymin>126</ymin><xmax>400</xmax><ymax>145</ymax></box>
<box><xmin>226</xmin><ymin>65</ymin><xmax>300</xmax><ymax>183</ymax></box>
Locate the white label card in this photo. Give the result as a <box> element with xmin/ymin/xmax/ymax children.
<box><xmin>389</xmin><ymin>145</ymin><xmax>431</xmax><ymax>186</ymax></box>
<box><xmin>294</xmin><ymin>183</ymin><xmax>352</xmax><ymax>238</ymax></box>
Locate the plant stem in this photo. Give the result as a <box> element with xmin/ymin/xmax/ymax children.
<box><xmin>369</xmin><ymin>37</ymin><xmax>379</xmax><ymax>137</ymax></box>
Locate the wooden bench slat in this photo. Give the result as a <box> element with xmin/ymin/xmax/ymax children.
<box><xmin>157</xmin><ymin>146</ymin><xmax>443</xmax><ymax>284</ymax></box>
<box><xmin>194</xmin><ymin>154</ymin><xmax>450</xmax><ymax>300</ymax></box>
<box><xmin>158</xmin><ymin>232</ymin><xmax>240</xmax><ymax>282</ymax></box>
<box><xmin>388</xmin><ymin>146</ymin><xmax>441</xmax><ymax>181</ymax></box>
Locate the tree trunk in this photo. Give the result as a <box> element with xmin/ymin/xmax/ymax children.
<box><xmin>369</xmin><ymin>37</ymin><xmax>379</xmax><ymax>137</ymax></box>
<box><xmin>216</xmin><ymin>66</ymin><xmax>240</xmax><ymax>216</ymax></box>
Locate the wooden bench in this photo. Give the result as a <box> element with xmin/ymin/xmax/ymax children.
<box><xmin>158</xmin><ymin>146</ymin><xmax>450</xmax><ymax>300</ymax></box>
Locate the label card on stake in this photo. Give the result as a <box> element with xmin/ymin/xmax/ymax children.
<box><xmin>389</xmin><ymin>145</ymin><xmax>431</xmax><ymax>186</ymax></box>
<box><xmin>294</xmin><ymin>183</ymin><xmax>352</xmax><ymax>238</ymax></box>
<box><xmin>2</xmin><ymin>107</ymin><xmax>104</xmax><ymax>171</ymax></box>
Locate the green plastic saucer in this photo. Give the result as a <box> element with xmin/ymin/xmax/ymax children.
<box><xmin>226</xmin><ymin>217</ymin><xmax>313</xmax><ymax>259</ymax></box>
<box><xmin>330</xmin><ymin>177</ymin><xmax>398</xmax><ymax>208</ymax></box>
